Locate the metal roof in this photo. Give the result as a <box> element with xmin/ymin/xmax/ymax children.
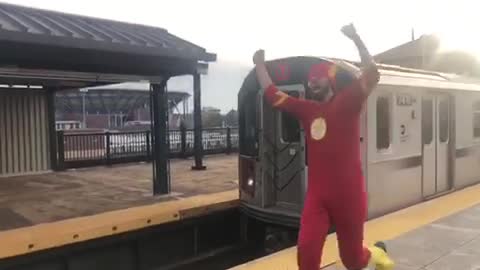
<box><xmin>0</xmin><ymin>3</ymin><xmax>216</xmax><ymax>86</ymax></box>
<box><xmin>0</xmin><ymin>2</ymin><xmax>215</xmax><ymax>62</ymax></box>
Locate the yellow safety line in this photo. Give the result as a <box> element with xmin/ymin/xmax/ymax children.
<box><xmin>0</xmin><ymin>190</ymin><xmax>238</xmax><ymax>259</ymax></box>
<box><xmin>230</xmin><ymin>184</ymin><xmax>480</xmax><ymax>270</ymax></box>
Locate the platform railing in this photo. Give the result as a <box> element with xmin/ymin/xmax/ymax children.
<box><xmin>56</xmin><ymin>127</ymin><xmax>239</xmax><ymax>169</ymax></box>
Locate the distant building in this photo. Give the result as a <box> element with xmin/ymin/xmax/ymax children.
<box><xmin>374</xmin><ymin>35</ymin><xmax>440</xmax><ymax>69</ymax></box>
<box><xmin>202</xmin><ymin>106</ymin><xmax>221</xmax><ymax>113</ymax></box>
<box><xmin>56</xmin><ymin>82</ymin><xmax>190</xmax><ymax>130</ymax></box>
<box><xmin>56</xmin><ymin>120</ymin><xmax>82</xmax><ymax>131</ymax></box>
<box><xmin>374</xmin><ymin>35</ymin><xmax>480</xmax><ymax>76</ymax></box>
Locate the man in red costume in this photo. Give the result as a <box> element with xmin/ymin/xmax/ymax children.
<box><xmin>252</xmin><ymin>24</ymin><xmax>394</xmax><ymax>270</ymax></box>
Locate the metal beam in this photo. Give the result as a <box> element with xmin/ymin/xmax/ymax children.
<box><xmin>192</xmin><ymin>73</ymin><xmax>206</xmax><ymax>170</ymax></box>
<box><xmin>0</xmin><ymin>67</ymin><xmax>165</xmax><ymax>85</ymax></box>
<box><xmin>46</xmin><ymin>88</ymin><xmax>58</xmax><ymax>171</ymax></box>
<box><xmin>151</xmin><ymin>80</ymin><xmax>170</xmax><ymax>194</ymax></box>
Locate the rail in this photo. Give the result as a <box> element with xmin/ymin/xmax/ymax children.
<box><xmin>56</xmin><ymin>127</ymin><xmax>239</xmax><ymax>169</ymax></box>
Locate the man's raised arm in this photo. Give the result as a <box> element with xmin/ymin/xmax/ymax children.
<box><xmin>341</xmin><ymin>24</ymin><xmax>380</xmax><ymax>96</ymax></box>
<box><xmin>253</xmin><ymin>50</ymin><xmax>310</xmax><ymax>119</ymax></box>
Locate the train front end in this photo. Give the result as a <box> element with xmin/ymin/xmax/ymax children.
<box><xmin>238</xmin><ymin>57</ymin><xmax>342</xmax><ymax>228</ymax></box>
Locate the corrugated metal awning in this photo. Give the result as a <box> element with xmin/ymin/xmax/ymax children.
<box><xmin>0</xmin><ymin>3</ymin><xmax>216</xmax><ymax>86</ymax></box>
<box><xmin>0</xmin><ymin>3</ymin><xmax>215</xmax><ymax>62</ymax></box>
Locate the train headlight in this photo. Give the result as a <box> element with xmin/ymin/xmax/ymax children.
<box><xmin>239</xmin><ymin>156</ymin><xmax>256</xmax><ymax>197</ymax></box>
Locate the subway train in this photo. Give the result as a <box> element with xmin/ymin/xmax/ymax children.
<box><xmin>238</xmin><ymin>56</ymin><xmax>480</xmax><ymax>228</ymax></box>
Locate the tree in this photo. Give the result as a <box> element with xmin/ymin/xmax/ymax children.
<box><xmin>224</xmin><ymin>109</ymin><xmax>238</xmax><ymax>126</ymax></box>
<box><xmin>202</xmin><ymin>107</ymin><xmax>223</xmax><ymax>128</ymax></box>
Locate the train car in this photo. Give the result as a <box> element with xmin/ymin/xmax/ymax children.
<box><xmin>238</xmin><ymin>56</ymin><xmax>480</xmax><ymax>228</ymax></box>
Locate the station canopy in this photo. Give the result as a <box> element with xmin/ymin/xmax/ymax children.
<box><xmin>0</xmin><ymin>2</ymin><xmax>216</xmax><ymax>88</ymax></box>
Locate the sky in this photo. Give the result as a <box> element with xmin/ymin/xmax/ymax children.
<box><xmin>2</xmin><ymin>0</ymin><xmax>479</xmax><ymax>112</ymax></box>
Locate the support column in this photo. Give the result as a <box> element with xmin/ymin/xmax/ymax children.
<box><xmin>46</xmin><ymin>88</ymin><xmax>58</xmax><ymax>171</ymax></box>
<box><xmin>192</xmin><ymin>73</ymin><xmax>206</xmax><ymax>170</ymax></box>
<box><xmin>151</xmin><ymin>80</ymin><xmax>170</xmax><ymax>195</ymax></box>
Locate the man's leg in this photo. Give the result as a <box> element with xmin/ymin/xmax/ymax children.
<box><xmin>332</xmin><ymin>192</ymin><xmax>394</xmax><ymax>270</ymax></box>
<box><xmin>297</xmin><ymin>203</ymin><xmax>330</xmax><ymax>270</ymax></box>
<box><xmin>335</xmin><ymin>218</ymin><xmax>370</xmax><ymax>269</ymax></box>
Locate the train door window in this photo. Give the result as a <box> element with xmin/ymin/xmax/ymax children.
<box><xmin>473</xmin><ymin>101</ymin><xmax>480</xmax><ymax>138</ymax></box>
<box><xmin>239</xmin><ymin>92</ymin><xmax>257</xmax><ymax>156</ymax></box>
<box><xmin>281</xmin><ymin>91</ymin><xmax>300</xmax><ymax>142</ymax></box>
<box><xmin>376</xmin><ymin>95</ymin><xmax>391</xmax><ymax>150</ymax></box>
<box><xmin>422</xmin><ymin>99</ymin><xmax>433</xmax><ymax>145</ymax></box>
<box><xmin>439</xmin><ymin>99</ymin><xmax>449</xmax><ymax>143</ymax></box>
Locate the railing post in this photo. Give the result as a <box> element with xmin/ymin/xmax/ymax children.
<box><xmin>47</xmin><ymin>89</ymin><xmax>58</xmax><ymax>170</ymax></box>
<box><xmin>57</xmin><ymin>130</ymin><xmax>65</xmax><ymax>170</ymax></box>
<box><xmin>226</xmin><ymin>127</ymin><xmax>232</xmax><ymax>154</ymax></box>
<box><xmin>180</xmin><ymin>125</ymin><xmax>187</xmax><ymax>158</ymax></box>
<box><xmin>146</xmin><ymin>131</ymin><xmax>151</xmax><ymax>161</ymax></box>
<box><xmin>151</xmin><ymin>81</ymin><xmax>170</xmax><ymax>194</ymax></box>
<box><xmin>106</xmin><ymin>131</ymin><xmax>111</xmax><ymax>166</ymax></box>
<box><xmin>191</xmin><ymin>73</ymin><xmax>206</xmax><ymax>170</ymax></box>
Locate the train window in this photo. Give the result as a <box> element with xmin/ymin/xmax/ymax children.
<box><xmin>376</xmin><ymin>95</ymin><xmax>391</xmax><ymax>150</ymax></box>
<box><xmin>422</xmin><ymin>99</ymin><xmax>433</xmax><ymax>145</ymax></box>
<box><xmin>281</xmin><ymin>91</ymin><xmax>300</xmax><ymax>142</ymax></box>
<box><xmin>239</xmin><ymin>92</ymin><xmax>257</xmax><ymax>156</ymax></box>
<box><xmin>439</xmin><ymin>99</ymin><xmax>449</xmax><ymax>143</ymax></box>
<box><xmin>473</xmin><ymin>101</ymin><xmax>480</xmax><ymax>138</ymax></box>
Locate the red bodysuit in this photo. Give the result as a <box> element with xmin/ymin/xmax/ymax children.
<box><xmin>264</xmin><ymin>63</ymin><xmax>376</xmax><ymax>270</ymax></box>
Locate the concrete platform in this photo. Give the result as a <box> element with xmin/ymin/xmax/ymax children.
<box><xmin>325</xmin><ymin>204</ymin><xmax>480</xmax><ymax>270</ymax></box>
<box><xmin>0</xmin><ymin>154</ymin><xmax>238</xmax><ymax>231</ymax></box>
<box><xmin>230</xmin><ymin>184</ymin><xmax>480</xmax><ymax>270</ymax></box>
<box><xmin>391</xmin><ymin>205</ymin><xmax>480</xmax><ymax>270</ymax></box>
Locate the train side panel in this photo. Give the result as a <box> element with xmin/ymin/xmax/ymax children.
<box><xmin>454</xmin><ymin>91</ymin><xmax>480</xmax><ymax>188</ymax></box>
<box><xmin>366</xmin><ymin>85</ymin><xmax>423</xmax><ymax>218</ymax></box>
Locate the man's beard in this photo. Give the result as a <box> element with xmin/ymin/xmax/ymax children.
<box><xmin>312</xmin><ymin>87</ymin><xmax>332</xmax><ymax>101</ymax></box>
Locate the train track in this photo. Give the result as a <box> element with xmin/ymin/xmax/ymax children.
<box><xmin>0</xmin><ymin>208</ymin><xmax>296</xmax><ymax>270</ymax></box>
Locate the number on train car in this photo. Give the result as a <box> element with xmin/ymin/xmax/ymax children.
<box><xmin>397</xmin><ymin>93</ymin><xmax>415</xmax><ymax>106</ymax></box>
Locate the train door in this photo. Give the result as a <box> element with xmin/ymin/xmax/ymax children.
<box><xmin>422</xmin><ymin>93</ymin><xmax>451</xmax><ymax>198</ymax></box>
<box><xmin>261</xmin><ymin>85</ymin><xmax>306</xmax><ymax>211</ymax></box>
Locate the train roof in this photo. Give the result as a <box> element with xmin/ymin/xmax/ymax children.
<box><xmin>329</xmin><ymin>58</ymin><xmax>480</xmax><ymax>92</ymax></box>
<box><xmin>238</xmin><ymin>56</ymin><xmax>480</xmax><ymax>100</ymax></box>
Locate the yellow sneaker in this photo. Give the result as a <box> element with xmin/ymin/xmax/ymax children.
<box><xmin>367</xmin><ymin>241</ymin><xmax>394</xmax><ymax>270</ymax></box>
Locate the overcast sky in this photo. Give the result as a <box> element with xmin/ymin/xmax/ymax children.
<box><xmin>2</xmin><ymin>0</ymin><xmax>477</xmax><ymax>112</ymax></box>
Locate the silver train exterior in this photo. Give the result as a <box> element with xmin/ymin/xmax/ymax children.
<box><xmin>238</xmin><ymin>56</ymin><xmax>480</xmax><ymax>228</ymax></box>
